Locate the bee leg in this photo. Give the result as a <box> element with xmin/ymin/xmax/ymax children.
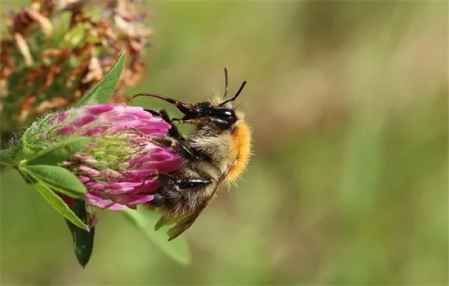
<box><xmin>150</xmin><ymin>193</ymin><xmax>166</xmax><ymax>207</ymax></box>
<box><xmin>156</xmin><ymin>111</ymin><xmax>211</xmax><ymax>161</ymax></box>
<box><xmin>148</xmin><ymin>188</ymin><xmax>180</xmax><ymax>209</ymax></box>
<box><xmin>146</xmin><ymin>109</ymin><xmax>216</xmax><ymax>164</ymax></box>
<box><xmin>158</xmin><ymin>173</ymin><xmax>212</xmax><ymax>190</ymax></box>
<box><xmin>144</xmin><ymin>109</ymin><xmax>184</xmax><ymax>139</ymax></box>
<box><xmin>159</xmin><ymin>110</ymin><xmax>184</xmax><ymax>139</ymax></box>
<box><xmin>152</xmin><ymin>135</ymin><xmax>210</xmax><ymax>162</ymax></box>
<box><xmin>149</xmin><ymin>174</ymin><xmax>211</xmax><ymax>209</ymax></box>
<box><xmin>174</xmin><ymin>177</ymin><xmax>212</xmax><ymax>189</ymax></box>
<box><xmin>145</xmin><ymin>108</ymin><xmax>203</xmax><ymax>159</ymax></box>
<box><xmin>146</xmin><ymin>108</ymin><xmax>215</xmax><ymax>162</ymax></box>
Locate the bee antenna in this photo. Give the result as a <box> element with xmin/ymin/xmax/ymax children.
<box><xmin>131</xmin><ymin>93</ymin><xmax>177</xmax><ymax>104</ymax></box>
<box><xmin>223</xmin><ymin>67</ymin><xmax>229</xmax><ymax>99</ymax></box>
<box><xmin>131</xmin><ymin>93</ymin><xmax>193</xmax><ymax>114</ymax></box>
<box><xmin>219</xmin><ymin>81</ymin><xmax>247</xmax><ymax>106</ymax></box>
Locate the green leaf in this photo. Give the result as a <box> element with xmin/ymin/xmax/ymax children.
<box><xmin>0</xmin><ymin>146</ymin><xmax>21</xmax><ymax>167</ymax></box>
<box><xmin>76</xmin><ymin>52</ymin><xmax>126</xmax><ymax>107</ymax></box>
<box><xmin>65</xmin><ymin>200</ymin><xmax>95</xmax><ymax>267</ymax></box>
<box><xmin>25</xmin><ymin>165</ymin><xmax>86</xmax><ymax>197</ymax></box>
<box><xmin>124</xmin><ymin>208</ymin><xmax>191</xmax><ymax>265</ymax></box>
<box><xmin>26</xmin><ymin>137</ymin><xmax>90</xmax><ymax>165</ymax></box>
<box><xmin>33</xmin><ymin>182</ymin><xmax>89</xmax><ymax>231</ymax></box>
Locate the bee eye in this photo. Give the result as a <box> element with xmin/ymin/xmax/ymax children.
<box><xmin>196</xmin><ymin>102</ymin><xmax>211</xmax><ymax>111</ymax></box>
<box><xmin>210</xmin><ymin>108</ymin><xmax>237</xmax><ymax>129</ymax></box>
<box><xmin>222</xmin><ymin>110</ymin><xmax>233</xmax><ymax>117</ymax></box>
<box><xmin>222</xmin><ymin>109</ymin><xmax>237</xmax><ymax>121</ymax></box>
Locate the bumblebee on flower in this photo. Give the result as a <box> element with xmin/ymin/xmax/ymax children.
<box><xmin>19</xmin><ymin>68</ymin><xmax>251</xmax><ymax>240</ymax></box>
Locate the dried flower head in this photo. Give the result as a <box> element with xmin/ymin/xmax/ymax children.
<box><xmin>0</xmin><ymin>0</ymin><xmax>151</xmax><ymax>142</ymax></box>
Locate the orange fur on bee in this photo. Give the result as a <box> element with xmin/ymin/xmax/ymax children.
<box><xmin>227</xmin><ymin>119</ymin><xmax>252</xmax><ymax>182</ymax></box>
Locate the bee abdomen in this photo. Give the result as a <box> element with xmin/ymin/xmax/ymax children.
<box><xmin>151</xmin><ymin>172</ymin><xmax>213</xmax><ymax>217</ymax></box>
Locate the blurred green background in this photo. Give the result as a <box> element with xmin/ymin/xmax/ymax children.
<box><xmin>1</xmin><ymin>1</ymin><xmax>447</xmax><ymax>285</ymax></box>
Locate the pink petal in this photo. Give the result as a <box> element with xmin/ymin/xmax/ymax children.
<box><xmin>57</xmin><ymin>126</ymin><xmax>75</xmax><ymax>135</ymax></box>
<box><xmin>82</xmin><ymin>126</ymin><xmax>107</xmax><ymax>136</ymax></box>
<box><xmin>124</xmin><ymin>169</ymin><xmax>157</xmax><ymax>180</ymax></box>
<box><xmin>86</xmin><ymin>182</ymin><xmax>106</xmax><ymax>191</ymax></box>
<box><xmin>85</xmin><ymin>192</ymin><xmax>127</xmax><ymax>211</ymax></box>
<box><xmin>141</xmin><ymin>178</ymin><xmax>160</xmax><ymax>193</ymax></box>
<box><xmin>87</xmin><ymin>104</ymin><xmax>114</xmax><ymax>115</ymax></box>
<box><xmin>121</xmin><ymin>194</ymin><xmax>154</xmax><ymax>207</ymax></box>
<box><xmin>72</xmin><ymin>114</ymin><xmax>96</xmax><ymax>127</ymax></box>
<box><xmin>53</xmin><ymin>111</ymin><xmax>69</xmax><ymax>123</ymax></box>
<box><xmin>79</xmin><ymin>165</ymin><xmax>101</xmax><ymax>177</ymax></box>
<box><xmin>104</xmin><ymin>182</ymin><xmax>143</xmax><ymax>194</ymax></box>
<box><xmin>140</xmin><ymin>157</ymin><xmax>184</xmax><ymax>173</ymax></box>
<box><xmin>138</xmin><ymin>126</ymin><xmax>170</xmax><ymax>135</ymax></box>
<box><xmin>79</xmin><ymin>176</ymin><xmax>90</xmax><ymax>183</ymax></box>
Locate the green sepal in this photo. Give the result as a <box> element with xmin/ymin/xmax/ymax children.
<box><xmin>24</xmin><ymin>165</ymin><xmax>87</xmax><ymax>197</ymax></box>
<box><xmin>0</xmin><ymin>145</ymin><xmax>22</xmax><ymax>167</ymax></box>
<box><xmin>32</xmin><ymin>182</ymin><xmax>89</xmax><ymax>231</ymax></box>
<box><xmin>65</xmin><ymin>200</ymin><xmax>95</xmax><ymax>267</ymax></box>
<box><xmin>25</xmin><ymin>137</ymin><xmax>91</xmax><ymax>165</ymax></box>
<box><xmin>76</xmin><ymin>52</ymin><xmax>126</xmax><ymax>107</ymax></box>
<box><xmin>123</xmin><ymin>208</ymin><xmax>191</xmax><ymax>265</ymax></box>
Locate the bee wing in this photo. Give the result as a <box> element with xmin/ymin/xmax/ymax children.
<box><xmin>155</xmin><ymin>215</ymin><xmax>172</xmax><ymax>230</ymax></box>
<box><xmin>167</xmin><ymin>173</ymin><xmax>227</xmax><ymax>241</ymax></box>
<box><xmin>167</xmin><ymin>205</ymin><xmax>205</xmax><ymax>241</ymax></box>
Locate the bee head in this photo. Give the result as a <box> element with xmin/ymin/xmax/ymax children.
<box><xmin>133</xmin><ymin>68</ymin><xmax>246</xmax><ymax>130</ymax></box>
<box><xmin>180</xmin><ymin>101</ymin><xmax>238</xmax><ymax>129</ymax></box>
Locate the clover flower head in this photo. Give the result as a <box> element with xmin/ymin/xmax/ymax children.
<box><xmin>25</xmin><ymin>103</ymin><xmax>183</xmax><ymax>210</ymax></box>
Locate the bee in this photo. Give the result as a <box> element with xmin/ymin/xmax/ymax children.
<box><xmin>132</xmin><ymin>69</ymin><xmax>251</xmax><ymax>240</ymax></box>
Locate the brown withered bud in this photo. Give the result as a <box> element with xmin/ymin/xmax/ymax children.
<box><xmin>0</xmin><ymin>0</ymin><xmax>151</xmax><ymax>144</ymax></box>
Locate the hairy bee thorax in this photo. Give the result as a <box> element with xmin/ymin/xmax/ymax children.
<box><xmin>157</xmin><ymin>116</ymin><xmax>251</xmax><ymax>224</ymax></box>
<box><xmin>227</xmin><ymin>119</ymin><xmax>251</xmax><ymax>182</ymax></box>
<box><xmin>189</xmin><ymin>114</ymin><xmax>251</xmax><ymax>184</ymax></box>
